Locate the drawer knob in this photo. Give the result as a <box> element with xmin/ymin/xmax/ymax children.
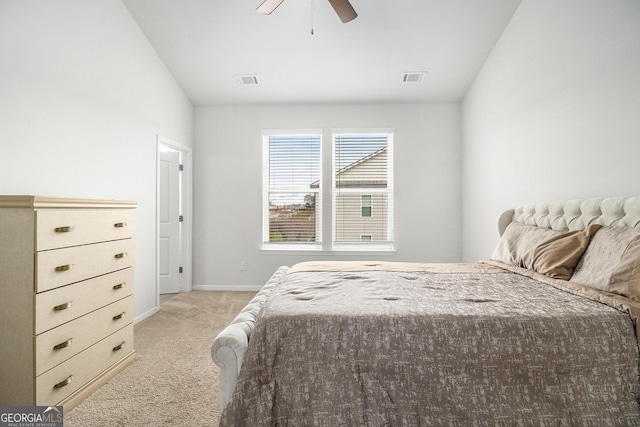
<box><xmin>114</xmin><ymin>252</ymin><xmax>127</xmax><ymax>259</ymax></box>
<box><xmin>114</xmin><ymin>222</ymin><xmax>127</xmax><ymax>228</ymax></box>
<box><xmin>113</xmin><ymin>312</ymin><xmax>126</xmax><ymax>321</ymax></box>
<box><xmin>53</xmin><ymin>301</ymin><xmax>73</xmax><ymax>311</ymax></box>
<box><xmin>53</xmin><ymin>375</ymin><xmax>73</xmax><ymax>389</ymax></box>
<box><xmin>113</xmin><ymin>282</ymin><xmax>126</xmax><ymax>290</ymax></box>
<box><xmin>113</xmin><ymin>341</ymin><xmax>126</xmax><ymax>352</ymax></box>
<box><xmin>54</xmin><ymin>226</ymin><xmax>73</xmax><ymax>233</ymax></box>
<box><xmin>54</xmin><ymin>264</ymin><xmax>73</xmax><ymax>272</ymax></box>
<box><xmin>53</xmin><ymin>338</ymin><xmax>73</xmax><ymax>350</ymax></box>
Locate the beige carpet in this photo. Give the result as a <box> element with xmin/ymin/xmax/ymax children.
<box><xmin>64</xmin><ymin>291</ymin><xmax>256</xmax><ymax>427</ymax></box>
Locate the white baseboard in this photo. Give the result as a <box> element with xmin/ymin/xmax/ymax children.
<box><xmin>192</xmin><ymin>284</ymin><xmax>264</xmax><ymax>292</ymax></box>
<box><xmin>134</xmin><ymin>306</ymin><xmax>159</xmax><ymax>325</ymax></box>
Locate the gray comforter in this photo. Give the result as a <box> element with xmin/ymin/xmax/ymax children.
<box><xmin>219</xmin><ymin>262</ymin><xmax>640</xmax><ymax>426</ymax></box>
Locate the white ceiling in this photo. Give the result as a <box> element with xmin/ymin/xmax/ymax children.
<box><xmin>122</xmin><ymin>0</ymin><xmax>522</xmax><ymax>106</ymax></box>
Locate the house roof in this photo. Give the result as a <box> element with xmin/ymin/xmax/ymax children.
<box><xmin>309</xmin><ymin>146</ymin><xmax>387</xmax><ymax>188</ymax></box>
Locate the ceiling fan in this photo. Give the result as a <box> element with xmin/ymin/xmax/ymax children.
<box><xmin>256</xmin><ymin>0</ymin><xmax>358</xmax><ymax>23</ymax></box>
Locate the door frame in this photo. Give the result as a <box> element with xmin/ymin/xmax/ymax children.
<box><xmin>156</xmin><ymin>135</ymin><xmax>193</xmax><ymax>306</ymax></box>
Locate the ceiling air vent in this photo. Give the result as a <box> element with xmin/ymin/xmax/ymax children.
<box><xmin>402</xmin><ymin>72</ymin><xmax>426</xmax><ymax>83</ymax></box>
<box><xmin>235</xmin><ymin>75</ymin><xmax>259</xmax><ymax>85</ymax></box>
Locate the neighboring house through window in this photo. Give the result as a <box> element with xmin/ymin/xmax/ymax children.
<box><xmin>333</xmin><ymin>132</ymin><xmax>393</xmax><ymax>250</ymax></box>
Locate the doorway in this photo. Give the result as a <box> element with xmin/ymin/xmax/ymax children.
<box><xmin>156</xmin><ymin>136</ymin><xmax>192</xmax><ymax>304</ymax></box>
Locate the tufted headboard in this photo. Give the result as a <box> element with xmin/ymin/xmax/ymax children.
<box><xmin>498</xmin><ymin>196</ymin><xmax>640</xmax><ymax>236</ymax></box>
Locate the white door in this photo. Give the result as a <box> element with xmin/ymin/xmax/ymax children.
<box><xmin>159</xmin><ymin>150</ymin><xmax>181</xmax><ymax>294</ymax></box>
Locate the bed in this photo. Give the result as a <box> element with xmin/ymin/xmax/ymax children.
<box><xmin>212</xmin><ymin>196</ymin><xmax>640</xmax><ymax>425</ymax></box>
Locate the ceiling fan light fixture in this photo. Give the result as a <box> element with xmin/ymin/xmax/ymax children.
<box><xmin>256</xmin><ymin>0</ymin><xmax>285</xmax><ymax>15</ymax></box>
<box><xmin>402</xmin><ymin>72</ymin><xmax>427</xmax><ymax>83</ymax></box>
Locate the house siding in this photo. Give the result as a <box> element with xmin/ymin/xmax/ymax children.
<box><xmin>335</xmin><ymin>193</ymin><xmax>388</xmax><ymax>241</ymax></box>
<box><xmin>335</xmin><ymin>147</ymin><xmax>389</xmax><ymax>242</ymax></box>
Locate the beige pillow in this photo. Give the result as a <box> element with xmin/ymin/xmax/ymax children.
<box><xmin>570</xmin><ymin>226</ymin><xmax>640</xmax><ymax>302</ymax></box>
<box><xmin>491</xmin><ymin>222</ymin><xmax>560</xmax><ymax>267</ymax></box>
<box><xmin>530</xmin><ymin>224</ymin><xmax>602</xmax><ymax>280</ymax></box>
<box><xmin>608</xmin><ymin>237</ymin><xmax>640</xmax><ymax>302</ymax></box>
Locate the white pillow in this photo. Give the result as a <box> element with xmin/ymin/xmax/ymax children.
<box><xmin>490</xmin><ymin>222</ymin><xmax>560</xmax><ymax>268</ymax></box>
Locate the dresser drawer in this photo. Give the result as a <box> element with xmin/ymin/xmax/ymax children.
<box><xmin>35</xmin><ymin>296</ymin><xmax>132</xmax><ymax>376</ymax></box>
<box><xmin>36</xmin><ymin>239</ymin><xmax>135</xmax><ymax>292</ymax></box>
<box><xmin>35</xmin><ymin>268</ymin><xmax>133</xmax><ymax>334</ymax></box>
<box><xmin>36</xmin><ymin>209</ymin><xmax>135</xmax><ymax>251</ymax></box>
<box><xmin>35</xmin><ymin>325</ymin><xmax>134</xmax><ymax>405</ymax></box>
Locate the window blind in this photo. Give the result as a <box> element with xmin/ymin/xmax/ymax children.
<box><xmin>263</xmin><ymin>134</ymin><xmax>321</xmax><ymax>244</ymax></box>
<box><xmin>333</xmin><ymin>133</ymin><xmax>393</xmax><ymax>247</ymax></box>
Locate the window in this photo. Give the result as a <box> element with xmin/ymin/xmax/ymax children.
<box><xmin>262</xmin><ymin>129</ymin><xmax>393</xmax><ymax>252</ymax></box>
<box><xmin>262</xmin><ymin>132</ymin><xmax>321</xmax><ymax>248</ymax></box>
<box><xmin>333</xmin><ymin>132</ymin><xmax>393</xmax><ymax>249</ymax></box>
<box><xmin>361</xmin><ymin>195</ymin><xmax>372</xmax><ymax>217</ymax></box>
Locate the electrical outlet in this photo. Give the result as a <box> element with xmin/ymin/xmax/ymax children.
<box><xmin>240</xmin><ymin>261</ymin><xmax>247</xmax><ymax>271</ymax></box>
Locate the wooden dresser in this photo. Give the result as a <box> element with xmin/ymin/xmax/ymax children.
<box><xmin>0</xmin><ymin>196</ymin><xmax>136</xmax><ymax>409</ymax></box>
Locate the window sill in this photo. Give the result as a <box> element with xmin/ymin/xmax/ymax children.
<box><xmin>261</xmin><ymin>245</ymin><xmax>396</xmax><ymax>256</ymax></box>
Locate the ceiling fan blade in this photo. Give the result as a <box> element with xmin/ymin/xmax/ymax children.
<box><xmin>327</xmin><ymin>0</ymin><xmax>358</xmax><ymax>23</ymax></box>
<box><xmin>256</xmin><ymin>0</ymin><xmax>285</xmax><ymax>15</ymax></box>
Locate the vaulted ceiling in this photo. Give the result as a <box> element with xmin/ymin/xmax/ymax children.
<box><xmin>122</xmin><ymin>0</ymin><xmax>522</xmax><ymax>106</ymax></box>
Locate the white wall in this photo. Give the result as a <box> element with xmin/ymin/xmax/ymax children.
<box><xmin>0</xmin><ymin>0</ymin><xmax>194</xmax><ymax>321</ymax></box>
<box><xmin>194</xmin><ymin>104</ymin><xmax>462</xmax><ymax>289</ymax></box>
<box><xmin>461</xmin><ymin>0</ymin><xmax>640</xmax><ymax>261</ymax></box>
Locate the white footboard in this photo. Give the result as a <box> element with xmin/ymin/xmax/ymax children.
<box><xmin>211</xmin><ymin>266</ymin><xmax>289</xmax><ymax>411</ymax></box>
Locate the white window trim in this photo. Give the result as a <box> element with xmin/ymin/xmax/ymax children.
<box><xmin>261</xmin><ymin>128</ymin><xmax>395</xmax><ymax>253</ymax></box>
<box><xmin>332</xmin><ymin>129</ymin><xmax>395</xmax><ymax>251</ymax></box>
<box><xmin>261</xmin><ymin>130</ymin><xmax>323</xmax><ymax>250</ymax></box>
